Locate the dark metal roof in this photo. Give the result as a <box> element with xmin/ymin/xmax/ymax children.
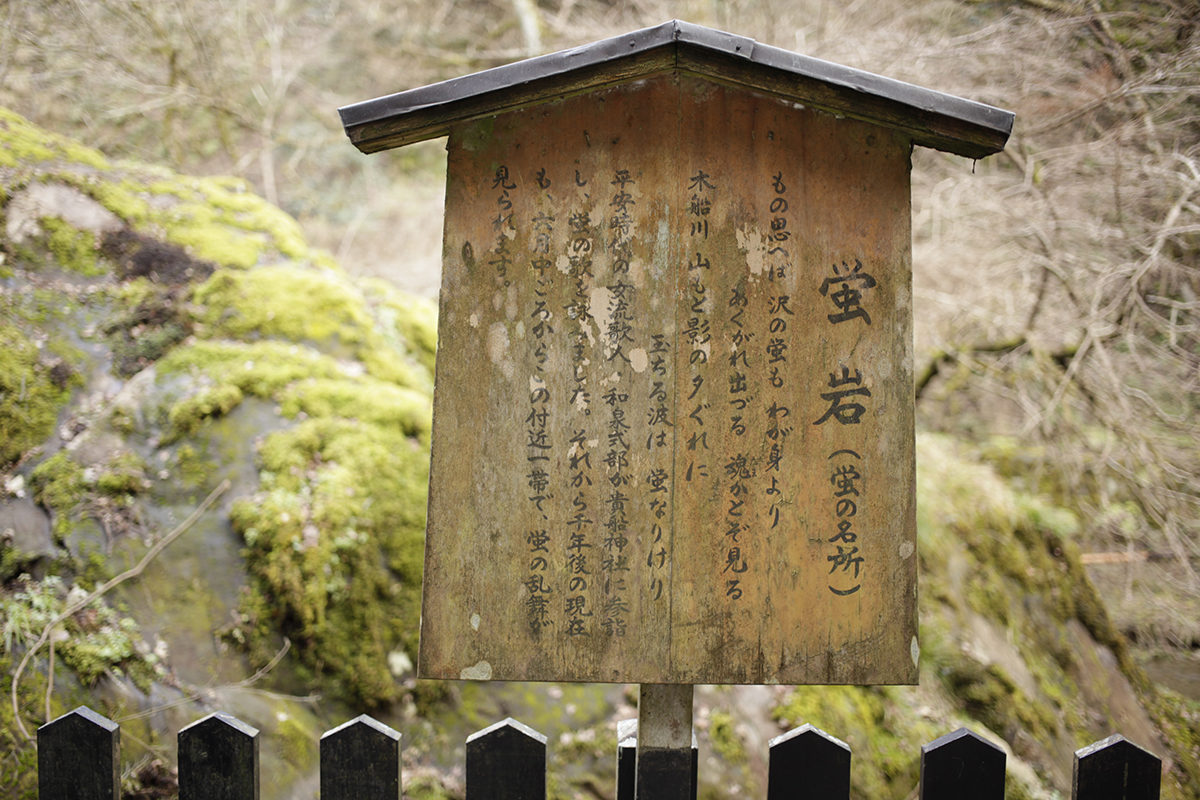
<box><xmin>339</xmin><ymin>20</ymin><xmax>1013</xmax><ymax>159</ymax></box>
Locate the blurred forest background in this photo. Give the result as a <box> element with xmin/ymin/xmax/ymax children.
<box><xmin>1</xmin><ymin>0</ymin><xmax>1198</xmax><ymax>797</ymax></box>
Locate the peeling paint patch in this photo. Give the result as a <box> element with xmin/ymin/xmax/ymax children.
<box><xmin>460</xmin><ymin>660</ymin><xmax>493</xmax><ymax>680</ymax></box>
<box><xmin>589</xmin><ymin>286</ymin><xmax>614</xmax><ymax>354</ymax></box>
<box><xmin>470</xmin><ymin>613</ymin><xmax>481</xmax><ymax>631</ymax></box>
<box><xmin>469</xmin><ymin>313</ymin><xmax>480</xmax><ymax>328</ymax></box>
<box><xmin>486</xmin><ymin>322</ymin><xmax>509</xmax><ymax>364</ymax></box>
<box><xmin>506</xmin><ymin>284</ymin><xmax>518</xmax><ymax>320</ymax></box>
<box><xmin>629</xmin><ymin>347</ymin><xmax>648</xmax><ymax>373</ymax></box>
<box><xmin>910</xmin><ymin>636</ymin><xmax>920</xmax><ymax>668</ymax></box>
<box><xmin>736</xmin><ymin>225</ymin><xmax>766</xmax><ymax>276</ymax></box>
<box><xmin>487</xmin><ymin>322</ymin><xmax>513</xmax><ymax>377</ymax></box>
<box><xmin>899</xmin><ymin>540</ymin><xmax>914</xmax><ymax>559</ymax></box>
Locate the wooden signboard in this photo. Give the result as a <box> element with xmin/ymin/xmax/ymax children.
<box><xmin>339</xmin><ymin>21</ymin><xmax>1013</xmax><ymax>686</ymax></box>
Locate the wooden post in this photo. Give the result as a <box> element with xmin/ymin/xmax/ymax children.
<box><xmin>320</xmin><ymin>714</ymin><xmax>403</xmax><ymax>800</ymax></box>
<box><xmin>616</xmin><ymin>716</ymin><xmax>698</xmax><ymax>800</ymax></box>
<box><xmin>634</xmin><ymin>684</ymin><xmax>695</xmax><ymax>800</ymax></box>
<box><xmin>919</xmin><ymin>728</ymin><xmax>1005</xmax><ymax>800</ymax></box>
<box><xmin>465</xmin><ymin>717</ymin><xmax>547</xmax><ymax>800</ymax></box>
<box><xmin>1073</xmin><ymin>735</ymin><xmax>1161</xmax><ymax>800</ymax></box>
<box><xmin>37</xmin><ymin>706</ymin><xmax>119</xmax><ymax>800</ymax></box>
<box><xmin>767</xmin><ymin>723</ymin><xmax>851</xmax><ymax>800</ymax></box>
<box><xmin>178</xmin><ymin>712</ymin><xmax>260</xmax><ymax>800</ymax></box>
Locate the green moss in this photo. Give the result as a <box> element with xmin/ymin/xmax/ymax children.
<box><xmin>279</xmin><ymin>378</ymin><xmax>431</xmax><ymax>437</ymax></box>
<box><xmin>59</xmin><ymin>614</ymin><xmax>141</xmax><ymax>686</ymax></box>
<box><xmin>708</xmin><ymin>710</ymin><xmax>747</xmax><ymax>765</ymax></box>
<box><xmin>193</xmin><ymin>266</ymin><xmax>371</xmax><ymax>347</ymax></box>
<box><xmin>1149</xmin><ymin>690</ymin><xmax>1200</xmax><ymax>797</ymax></box>
<box><xmin>0</xmin><ymin>575</ymin><xmax>159</xmax><ymax>693</ymax></box>
<box><xmin>773</xmin><ymin>685</ymin><xmax>939</xmax><ymax>798</ymax></box>
<box><xmin>0</xmin><ymin>322</ymin><xmax>70</xmax><ymax>467</ymax></box>
<box><xmin>158</xmin><ymin>339</ymin><xmax>346</xmax><ymax>397</ymax></box>
<box><xmin>39</xmin><ymin>218</ymin><xmax>103</xmax><ymax>276</ymax></box>
<box><xmin>165</xmin><ymin>383</ymin><xmax>245</xmax><ymax>442</ymax></box>
<box><xmin>361</xmin><ymin>277</ymin><xmax>439</xmax><ymax>375</ymax></box>
<box><xmin>942</xmin><ymin>659</ymin><xmax>1057</xmax><ymax>743</ymax></box>
<box><xmin>405</xmin><ymin>774</ymin><xmax>455</xmax><ymax>800</ymax></box>
<box><xmin>0</xmin><ymin>544</ymin><xmax>26</xmax><ymax>583</ymax></box>
<box><xmin>95</xmin><ymin>451</ymin><xmax>149</xmax><ymax>496</ymax></box>
<box><xmin>0</xmin><ymin>108</ymin><xmax>108</xmax><ymax>171</ymax></box>
<box><xmin>165</xmin><ymin>216</ymin><xmax>267</xmax><ymax>269</ymax></box>
<box><xmin>30</xmin><ymin>452</ymin><xmax>85</xmax><ymax>536</ymax></box>
<box><xmin>190</xmin><ymin>266</ymin><xmax>432</xmax><ymax>392</ymax></box>
<box><xmin>274</xmin><ymin>713</ymin><xmax>318</xmax><ymax>768</ymax></box>
<box><xmin>0</xmin><ymin>650</ymin><xmax>43</xmax><ymax>800</ymax></box>
<box><xmin>101</xmin><ymin>282</ymin><xmax>195</xmax><ymax>376</ymax></box>
<box><xmin>157</xmin><ymin>334</ymin><xmax>429</xmax><ymax>446</ymax></box>
<box><xmin>229</xmin><ymin>417</ymin><xmax>428</xmax><ymax>707</ymax></box>
<box><xmin>60</xmin><ymin>175</ymin><xmax>152</xmax><ymax>227</ymax></box>
<box><xmin>174</xmin><ymin>443</ymin><xmax>216</xmax><ymax>489</ymax></box>
<box><xmin>907</xmin><ymin>433</ymin><xmax>1200</xmax><ymax>796</ymax></box>
<box><xmin>49</xmin><ymin>157</ymin><xmax>313</xmax><ymax>270</ymax></box>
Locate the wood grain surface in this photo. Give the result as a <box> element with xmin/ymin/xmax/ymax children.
<box><xmin>420</xmin><ymin>73</ymin><xmax>917</xmax><ymax>684</ymax></box>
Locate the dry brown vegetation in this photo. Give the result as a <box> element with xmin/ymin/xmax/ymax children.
<box><xmin>3</xmin><ymin>0</ymin><xmax>1196</xmax><ymax>661</ymax></box>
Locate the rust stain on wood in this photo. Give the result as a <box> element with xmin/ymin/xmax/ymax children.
<box><xmin>420</xmin><ymin>74</ymin><xmax>917</xmax><ymax>684</ymax></box>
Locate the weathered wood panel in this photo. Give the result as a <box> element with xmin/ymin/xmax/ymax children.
<box><xmin>420</xmin><ymin>72</ymin><xmax>916</xmax><ymax>684</ymax></box>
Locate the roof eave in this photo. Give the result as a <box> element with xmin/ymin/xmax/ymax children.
<box><xmin>339</xmin><ymin>20</ymin><xmax>1013</xmax><ymax>159</ymax></box>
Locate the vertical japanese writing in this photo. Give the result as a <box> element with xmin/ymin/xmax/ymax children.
<box><xmin>682</xmin><ymin>168</ymin><xmax>714</xmax><ymax>492</ymax></box>
<box><xmin>814</xmin><ymin>257</ymin><xmax>877</xmax><ymax>596</ymax></box>
<box><xmin>600</xmin><ymin>169</ymin><xmax>637</xmax><ymax>636</ymax></box>
<box><xmin>565</xmin><ymin>205</ymin><xmax>594</xmax><ymax>414</ymax></box>
<box><xmin>524</xmin><ymin>182</ymin><xmax>555</xmax><ymax>634</ymax></box>
<box><xmin>724</xmin><ymin>277</ymin><xmax>753</xmax><ymax>593</ymax></box>
<box><xmin>682</xmin><ymin>169</ymin><xmax>725</xmax><ymax>595</ymax></box>
<box><xmin>826</xmin><ymin>450</ymin><xmax>863</xmax><ymax>596</ymax></box>
<box><xmin>491</xmin><ymin>166</ymin><xmax>516</xmax><ymax>285</ymax></box>
<box><xmin>564</xmin><ymin>177</ymin><xmax>595</xmax><ymax>637</ymax></box>
<box><xmin>763</xmin><ymin>172</ymin><xmax>794</xmax><ymax>533</ymax></box>
<box><xmin>645</xmin><ymin>331</ymin><xmax>671</xmax><ymax>604</ymax></box>
<box><xmin>601</xmin><ymin>383</ymin><xmax>631</xmax><ymax>635</ymax></box>
<box><xmin>766</xmin><ymin>171</ymin><xmax>790</xmax><ymax>281</ymax></box>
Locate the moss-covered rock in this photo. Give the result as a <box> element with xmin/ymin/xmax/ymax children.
<box><xmin>190</xmin><ymin>264</ymin><xmax>434</xmax><ymax>391</ymax></box>
<box><xmin>29</xmin><ymin>452</ymin><xmax>86</xmax><ymax>536</ymax></box>
<box><xmin>229</xmin><ymin>416</ymin><xmax>428</xmax><ymax>707</ymax></box>
<box><xmin>1</xmin><ymin>107</ymin><xmax>439</xmax><ymax>795</ymax></box>
<box><xmin>0</xmin><ymin>107</ymin><xmax>109</xmax><ymax>171</ymax></box>
<box><xmin>0</xmin><ymin>321</ymin><xmax>71</xmax><ymax>467</ymax></box>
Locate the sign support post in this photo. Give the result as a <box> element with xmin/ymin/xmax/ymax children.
<box><xmin>635</xmin><ymin>684</ymin><xmax>694</xmax><ymax>800</ymax></box>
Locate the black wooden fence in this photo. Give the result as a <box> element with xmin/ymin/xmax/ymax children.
<box><xmin>36</xmin><ymin>705</ymin><xmax>1162</xmax><ymax>800</ymax></box>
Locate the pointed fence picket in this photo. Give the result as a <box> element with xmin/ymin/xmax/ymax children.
<box><xmin>35</xmin><ymin>705</ymin><xmax>1163</xmax><ymax>799</ymax></box>
<box><xmin>320</xmin><ymin>715</ymin><xmax>402</xmax><ymax>800</ymax></box>
<box><xmin>177</xmin><ymin>712</ymin><xmax>259</xmax><ymax>800</ymax></box>
<box><xmin>466</xmin><ymin>718</ymin><xmax>547</xmax><ymax>800</ymax></box>
<box><xmin>918</xmin><ymin>727</ymin><xmax>1006</xmax><ymax>800</ymax></box>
